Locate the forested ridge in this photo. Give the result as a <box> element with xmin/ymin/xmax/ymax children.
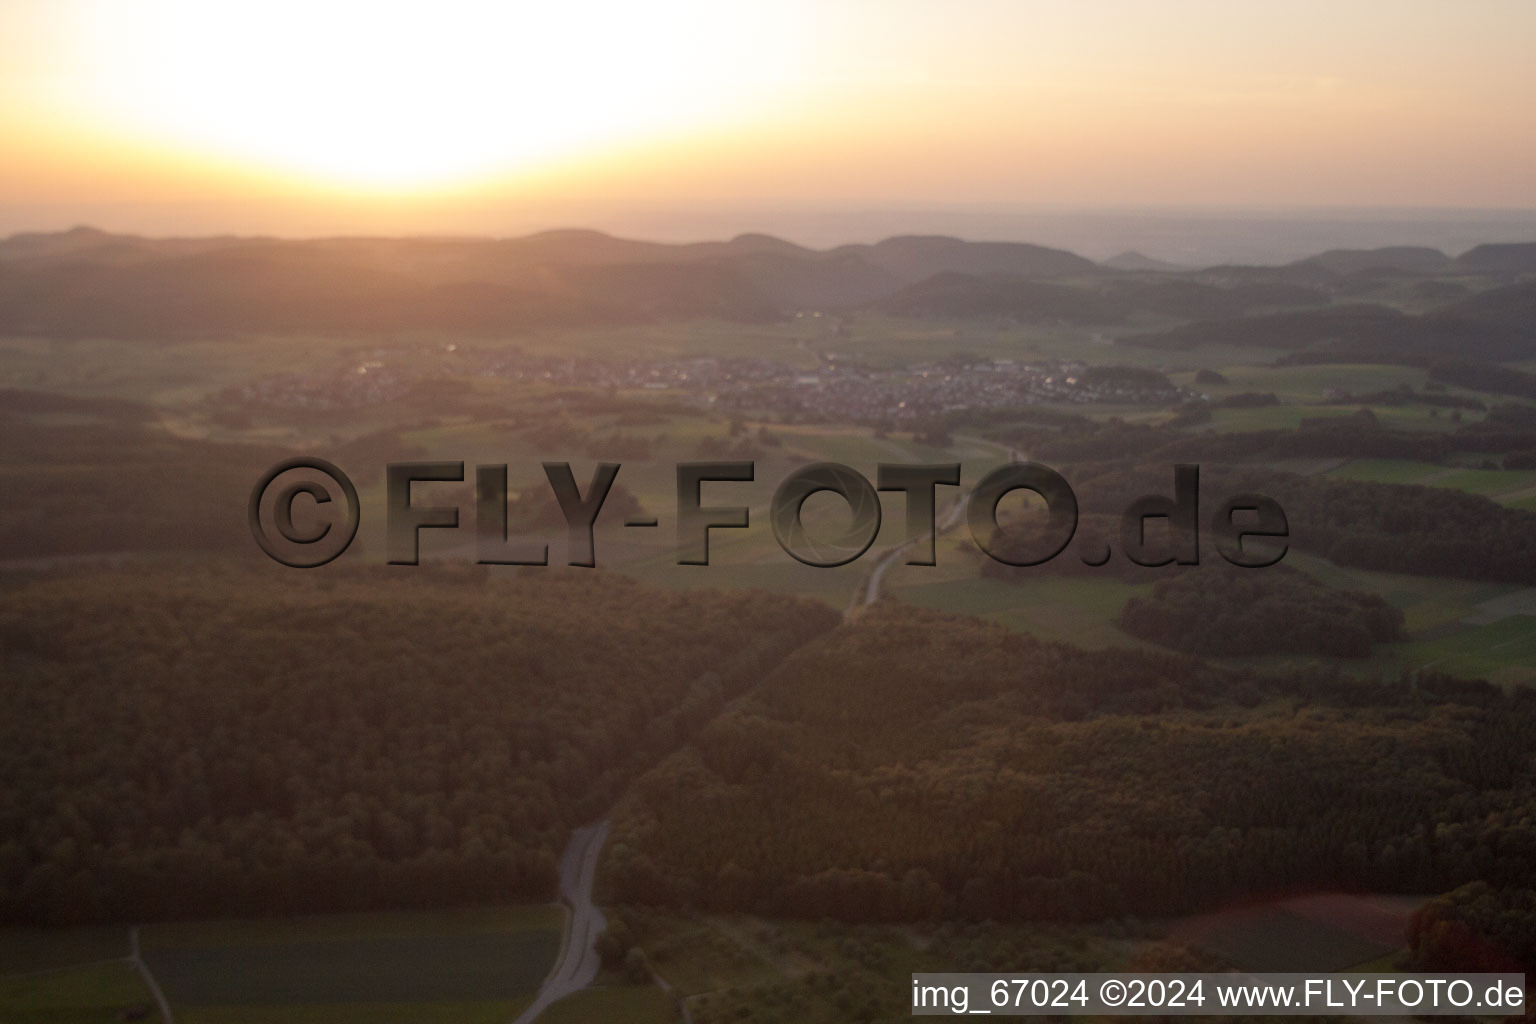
<box><xmin>1041</xmin><ymin>460</ymin><xmax>1536</xmax><ymax>586</ymax></box>
<box><xmin>4</xmin><ymin>543</ymin><xmax>1531</xmax><ymax>947</ymax></box>
<box><xmin>1118</xmin><ymin>566</ymin><xmax>1404</xmax><ymax>658</ymax></box>
<box><xmin>0</xmin><ymin>393</ymin><xmax>287</xmax><ymax>559</ymax></box>
<box><xmin>1209</xmin><ymin>470</ymin><xmax>1536</xmax><ymax>584</ymax></box>
<box><xmin>1409</xmin><ymin>882</ymin><xmax>1536</xmax><ymax>975</ymax></box>
<box><xmin>955</xmin><ymin>400</ymin><xmax>1536</xmax><ymax>584</ymax></box>
<box><xmin>605</xmin><ymin>603</ymin><xmax>1536</xmax><ymax>923</ymax></box>
<box><xmin>0</xmin><ymin>566</ymin><xmax>839</xmax><ymax>924</ymax></box>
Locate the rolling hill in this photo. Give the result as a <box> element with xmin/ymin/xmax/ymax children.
<box><xmin>0</xmin><ymin>226</ymin><xmax>1531</xmax><ymax>340</ymax></box>
<box><xmin>1454</xmin><ymin>242</ymin><xmax>1536</xmax><ymax>276</ymax></box>
<box><xmin>1295</xmin><ymin>246</ymin><xmax>1451</xmax><ymax>276</ymax></box>
<box><xmin>1120</xmin><ymin>302</ymin><xmax>1535</xmax><ymax>362</ymax></box>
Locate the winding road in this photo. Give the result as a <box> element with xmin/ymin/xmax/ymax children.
<box><xmin>129</xmin><ymin>926</ymin><xmax>175</xmax><ymax>1024</ymax></box>
<box><xmin>510</xmin><ymin>821</ymin><xmax>610</xmax><ymax>1024</ymax></box>
<box><xmin>847</xmin><ymin>437</ymin><xmax>1015</xmax><ymax>615</ymax></box>
<box><xmin>849</xmin><ymin>486</ymin><xmax>974</xmax><ymax>614</ymax></box>
<box><xmin>515</xmin><ymin>447</ymin><xmax>1002</xmax><ymax>1019</ymax></box>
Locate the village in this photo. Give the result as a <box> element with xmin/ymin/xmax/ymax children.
<box><xmin>220</xmin><ymin>346</ymin><xmax>1192</xmax><ymax>426</ymax></box>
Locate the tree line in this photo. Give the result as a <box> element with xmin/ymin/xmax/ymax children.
<box><xmin>0</xmin><ymin>565</ymin><xmax>838</xmax><ymax>924</ymax></box>
<box><xmin>1118</xmin><ymin>565</ymin><xmax>1404</xmax><ymax>658</ymax></box>
<box><xmin>605</xmin><ymin>602</ymin><xmax>1536</xmax><ymax>924</ymax></box>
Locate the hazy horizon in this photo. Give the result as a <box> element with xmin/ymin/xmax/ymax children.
<box><xmin>4</xmin><ymin>1</ymin><xmax>1534</xmax><ymax>256</ymax></box>
<box><xmin>6</xmin><ymin>203</ymin><xmax>1536</xmax><ymax>267</ymax></box>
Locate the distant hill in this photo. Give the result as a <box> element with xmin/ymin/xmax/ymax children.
<box><xmin>1455</xmin><ymin>242</ymin><xmax>1536</xmax><ymax>276</ymax></box>
<box><xmin>1121</xmin><ymin>303</ymin><xmax>1533</xmax><ymax>362</ymax></box>
<box><xmin>1435</xmin><ymin>280</ymin><xmax>1536</xmax><ymax>336</ymax></box>
<box><xmin>705</xmin><ymin>249</ymin><xmax>901</xmax><ymax>308</ymax></box>
<box><xmin>1102</xmin><ymin>250</ymin><xmax>1189</xmax><ymax>272</ymax></box>
<box><xmin>0</xmin><ymin>225</ymin><xmax>125</xmax><ymax>262</ymax></box>
<box><xmin>880</xmin><ymin>271</ymin><xmax>1327</xmax><ymax>324</ymax></box>
<box><xmin>837</xmin><ymin>235</ymin><xmax>1097</xmax><ymax>280</ymax></box>
<box><xmin>878</xmin><ymin>272</ymin><xmax>1126</xmax><ymax>324</ymax></box>
<box><xmin>1296</xmin><ymin>246</ymin><xmax>1450</xmax><ymax>276</ymax></box>
<box><xmin>0</xmin><ymin>226</ymin><xmax>1528</xmax><ymax>340</ymax></box>
<box><xmin>1099</xmin><ymin>277</ymin><xmax>1327</xmax><ymax>319</ymax></box>
<box><xmin>0</xmin><ymin>227</ymin><xmax>1105</xmax><ymax>338</ymax></box>
<box><xmin>1409</xmin><ymin>279</ymin><xmax>1472</xmax><ymax>304</ymax></box>
<box><xmin>1192</xmin><ymin>261</ymin><xmax>1338</xmax><ymax>288</ymax></box>
<box><xmin>0</xmin><ymin>225</ymin><xmax>249</xmax><ymax>268</ymax></box>
<box><xmin>0</xmin><ymin>245</ymin><xmax>632</xmax><ymax>337</ymax></box>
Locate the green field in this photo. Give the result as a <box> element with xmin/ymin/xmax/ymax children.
<box><xmin>1433</xmin><ymin>467</ymin><xmax>1536</xmax><ymax>500</ymax></box>
<box><xmin>1179</xmin><ymin>362</ymin><xmax>1430</xmax><ymax>399</ymax></box>
<box><xmin>1207</xmin><ymin>401</ymin><xmax>1476</xmax><ymax>433</ymax></box>
<box><xmin>1325</xmin><ymin>459</ymin><xmax>1536</xmax><ymax>504</ymax></box>
<box><xmin>0</xmin><ymin>908</ymin><xmax>561</xmax><ymax>1024</ymax></box>
<box><xmin>538</xmin><ymin>985</ymin><xmax>677</xmax><ymax>1024</ymax></box>
<box><xmin>868</xmin><ymin>537</ymin><xmax>1536</xmax><ymax>687</ymax></box>
<box><xmin>1379</xmin><ymin>615</ymin><xmax>1536</xmax><ymax>686</ymax></box>
<box><xmin>1324</xmin><ymin>458</ymin><xmax>1450</xmax><ymax>486</ymax></box>
<box><xmin>174</xmin><ymin>999</ymin><xmax>535</xmax><ymax>1024</ymax></box>
<box><xmin>1171</xmin><ymin>900</ymin><xmax>1404</xmax><ymax>973</ymax></box>
<box><xmin>1218</xmin><ymin>555</ymin><xmax>1536</xmax><ymax>686</ymax></box>
<box><xmin>0</xmin><ymin>960</ymin><xmax>156</xmax><ymax>1024</ymax></box>
<box><xmin>0</xmin><ymin>926</ymin><xmax>131</xmax><ymax>975</ymax></box>
<box><xmin>619</xmin><ymin>909</ymin><xmax>1226</xmax><ymax>1024</ymax></box>
<box><xmin>894</xmin><ymin>573</ymin><xmax>1154</xmax><ymax>648</ymax></box>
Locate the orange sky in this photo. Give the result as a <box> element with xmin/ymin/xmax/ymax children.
<box><xmin>1</xmin><ymin>1</ymin><xmax>1533</xmax><ymax>236</ymax></box>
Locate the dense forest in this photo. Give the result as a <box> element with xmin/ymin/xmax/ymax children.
<box><xmin>1016</xmin><ymin>401</ymin><xmax>1536</xmax><ymax>467</ymax></box>
<box><xmin>1119</xmin><ymin>302</ymin><xmax>1535</xmax><ymax>362</ymax></box>
<box><xmin>605</xmin><ymin>603</ymin><xmax>1536</xmax><ymax>923</ymax></box>
<box><xmin>0</xmin><ymin>566</ymin><xmax>838</xmax><ymax>924</ymax></box>
<box><xmin>968</xmin><ymin>445</ymin><xmax>1536</xmax><ymax>586</ymax></box>
<box><xmin>0</xmin><ymin>391</ymin><xmax>286</xmax><ymax>560</ymax></box>
<box><xmin>1118</xmin><ymin>566</ymin><xmax>1404</xmax><ymax>658</ymax></box>
<box><xmin>1408</xmin><ymin>882</ymin><xmax>1536</xmax><ymax>975</ymax></box>
<box><xmin>1041</xmin><ymin>459</ymin><xmax>1536</xmax><ymax>586</ymax></box>
<box><xmin>1226</xmin><ymin>470</ymin><xmax>1536</xmax><ymax>585</ymax></box>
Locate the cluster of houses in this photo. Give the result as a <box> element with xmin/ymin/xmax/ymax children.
<box><xmin>712</xmin><ymin>359</ymin><xmax>1189</xmax><ymax>424</ymax></box>
<box><xmin>217</xmin><ymin>347</ymin><xmax>1189</xmax><ymax>425</ymax></box>
<box><xmin>222</xmin><ymin>361</ymin><xmax>411</xmax><ymax>411</ymax></box>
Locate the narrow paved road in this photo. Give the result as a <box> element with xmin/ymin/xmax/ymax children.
<box><xmin>129</xmin><ymin>926</ymin><xmax>174</xmax><ymax>1024</ymax></box>
<box><xmin>510</xmin><ymin>821</ymin><xmax>610</xmax><ymax>1024</ymax></box>
<box><xmin>849</xmin><ymin>487</ymin><xmax>972</xmax><ymax>614</ymax></box>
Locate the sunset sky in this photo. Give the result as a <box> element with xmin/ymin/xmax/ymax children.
<box><xmin>1</xmin><ymin>0</ymin><xmax>1533</xmax><ymax>239</ymax></box>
